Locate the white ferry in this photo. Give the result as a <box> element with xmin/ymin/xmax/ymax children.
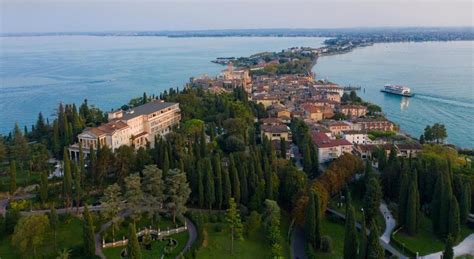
<box><xmin>381</xmin><ymin>84</ymin><xmax>414</xmax><ymax>97</ymax></box>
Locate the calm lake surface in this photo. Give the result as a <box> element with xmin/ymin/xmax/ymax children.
<box><xmin>0</xmin><ymin>36</ymin><xmax>325</xmax><ymax>133</ymax></box>
<box><xmin>313</xmin><ymin>41</ymin><xmax>473</xmax><ymax>147</ymax></box>
<box><xmin>1</xmin><ymin>36</ymin><xmax>472</xmax><ymax>147</ymax></box>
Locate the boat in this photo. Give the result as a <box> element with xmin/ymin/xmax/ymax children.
<box><xmin>381</xmin><ymin>84</ymin><xmax>414</xmax><ymax>97</ymax></box>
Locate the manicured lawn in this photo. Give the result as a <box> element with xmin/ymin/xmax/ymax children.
<box><xmin>103</xmin><ymin>231</ymin><xmax>189</xmax><ymax>259</ymax></box>
<box><xmin>393</xmin><ymin>215</ymin><xmax>473</xmax><ymax>256</ymax></box>
<box><xmin>313</xmin><ymin>217</ymin><xmax>346</xmax><ymax>259</ymax></box>
<box><xmin>195</xmin><ymin>224</ymin><xmax>271</xmax><ymax>259</ymax></box>
<box><xmin>329</xmin><ymin>195</ymin><xmax>386</xmax><ymax>232</ymax></box>
<box><xmin>0</xmin><ymin>170</ymin><xmax>41</xmax><ymax>192</ymax></box>
<box><xmin>0</xmin><ymin>215</ymin><xmax>84</xmax><ymax>258</ymax></box>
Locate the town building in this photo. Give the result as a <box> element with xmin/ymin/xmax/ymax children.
<box><xmin>69</xmin><ymin>100</ymin><xmax>181</xmax><ymax>159</ymax></box>
<box><xmin>261</xmin><ymin>124</ymin><xmax>291</xmax><ymax>141</ymax></box>
<box><xmin>311</xmin><ymin>132</ymin><xmax>353</xmax><ymax>163</ymax></box>
<box><xmin>339</xmin><ymin>104</ymin><xmax>368</xmax><ymax>118</ymax></box>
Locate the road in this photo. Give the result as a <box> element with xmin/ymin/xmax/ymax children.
<box><xmin>180</xmin><ymin>217</ymin><xmax>198</xmax><ymax>257</ymax></box>
<box><xmin>421</xmin><ymin>234</ymin><xmax>474</xmax><ymax>259</ymax></box>
<box><xmin>290</xmin><ymin>226</ymin><xmax>307</xmax><ymax>259</ymax></box>
<box><xmin>379</xmin><ymin>201</ymin><xmax>396</xmax><ymax>243</ymax></box>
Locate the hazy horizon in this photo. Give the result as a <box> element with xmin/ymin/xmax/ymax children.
<box><xmin>1</xmin><ymin>0</ymin><xmax>473</xmax><ymax>34</ymax></box>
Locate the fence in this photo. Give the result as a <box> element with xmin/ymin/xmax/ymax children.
<box><xmin>102</xmin><ymin>222</ymin><xmax>188</xmax><ymax>249</ymax></box>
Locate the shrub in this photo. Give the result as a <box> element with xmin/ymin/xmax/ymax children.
<box><xmin>213</xmin><ymin>223</ymin><xmax>224</xmax><ymax>233</ymax></box>
<box><xmin>321</xmin><ymin>235</ymin><xmax>333</xmax><ymax>253</ymax></box>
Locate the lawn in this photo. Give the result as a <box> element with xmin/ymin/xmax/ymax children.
<box><xmin>0</xmin><ymin>170</ymin><xmax>41</xmax><ymax>192</ymax></box>
<box><xmin>393</xmin><ymin>215</ymin><xmax>473</xmax><ymax>256</ymax></box>
<box><xmin>329</xmin><ymin>194</ymin><xmax>386</xmax><ymax>232</ymax></box>
<box><xmin>313</xmin><ymin>217</ymin><xmax>346</xmax><ymax>259</ymax></box>
<box><xmin>0</xmin><ymin>214</ymin><xmax>84</xmax><ymax>259</ymax></box>
<box><xmin>103</xmin><ymin>230</ymin><xmax>189</xmax><ymax>259</ymax></box>
<box><xmin>192</xmin><ymin>211</ymin><xmax>291</xmax><ymax>259</ymax></box>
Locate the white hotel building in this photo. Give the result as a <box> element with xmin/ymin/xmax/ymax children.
<box><xmin>69</xmin><ymin>100</ymin><xmax>180</xmax><ymax>160</ymax></box>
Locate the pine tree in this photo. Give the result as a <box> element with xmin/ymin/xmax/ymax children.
<box><xmin>344</xmin><ymin>195</ymin><xmax>358</xmax><ymax>259</ymax></box>
<box><xmin>82</xmin><ymin>206</ymin><xmax>96</xmax><ymax>256</ymax></box>
<box><xmin>366</xmin><ymin>221</ymin><xmax>384</xmax><ymax>259</ymax></box>
<box><xmin>9</xmin><ymin>161</ymin><xmax>17</xmax><ymax>195</ymax></box>
<box><xmin>204</xmin><ymin>158</ymin><xmax>215</xmax><ymax>210</ymax></box>
<box><xmin>127</xmin><ymin>223</ymin><xmax>142</xmax><ymax>259</ymax></box>
<box><xmin>226</xmin><ymin>198</ymin><xmax>243</xmax><ymax>255</ymax></box>
<box><xmin>213</xmin><ymin>154</ymin><xmax>223</xmax><ymax>209</ymax></box>
<box><xmin>164</xmin><ymin>169</ymin><xmax>191</xmax><ymax>224</ymax></box>
<box><xmin>443</xmin><ymin>235</ymin><xmax>454</xmax><ymax>259</ymax></box>
<box><xmin>447</xmin><ymin>195</ymin><xmax>460</xmax><ymax>242</ymax></box>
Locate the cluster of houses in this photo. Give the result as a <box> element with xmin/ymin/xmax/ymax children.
<box><xmin>197</xmin><ymin>68</ymin><xmax>422</xmax><ymax>165</ymax></box>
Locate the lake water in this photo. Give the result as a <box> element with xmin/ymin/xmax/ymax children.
<box><xmin>313</xmin><ymin>41</ymin><xmax>473</xmax><ymax>148</ymax></box>
<box><xmin>0</xmin><ymin>36</ymin><xmax>472</xmax><ymax>147</ymax></box>
<box><xmin>0</xmin><ymin>36</ymin><xmax>326</xmax><ymax>133</ymax></box>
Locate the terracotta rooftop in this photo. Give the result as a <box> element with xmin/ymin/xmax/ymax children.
<box><xmin>311</xmin><ymin>132</ymin><xmax>352</xmax><ymax>148</ymax></box>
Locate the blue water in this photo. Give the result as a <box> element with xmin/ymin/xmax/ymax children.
<box><xmin>0</xmin><ymin>36</ymin><xmax>326</xmax><ymax>134</ymax></box>
<box><xmin>314</xmin><ymin>41</ymin><xmax>474</xmax><ymax>147</ymax></box>
<box><xmin>1</xmin><ymin>37</ymin><xmax>472</xmax><ymax>147</ymax></box>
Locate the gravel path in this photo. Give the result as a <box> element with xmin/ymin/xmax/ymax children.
<box><xmin>379</xmin><ymin>201</ymin><xmax>396</xmax><ymax>243</ymax></box>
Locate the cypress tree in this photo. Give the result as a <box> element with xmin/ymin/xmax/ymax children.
<box><xmin>222</xmin><ymin>167</ymin><xmax>232</xmax><ymax>208</ymax></box>
<box><xmin>366</xmin><ymin>222</ymin><xmax>384</xmax><ymax>259</ymax></box>
<box><xmin>82</xmin><ymin>205</ymin><xmax>96</xmax><ymax>256</ymax></box>
<box><xmin>314</xmin><ymin>191</ymin><xmax>322</xmax><ymax>249</ymax></box>
<box><xmin>305</xmin><ymin>192</ymin><xmax>317</xmax><ymax>250</ymax></box>
<box><xmin>200</xmin><ymin>128</ymin><xmax>206</xmax><ymax>158</ymax></box>
<box><xmin>229</xmin><ymin>155</ymin><xmax>240</xmax><ymax>203</ymax></box>
<box><xmin>303</xmin><ymin>143</ymin><xmax>312</xmax><ymax>176</ymax></box>
<box><xmin>405</xmin><ymin>181</ymin><xmax>418</xmax><ymax>235</ymax></box>
<box><xmin>343</xmin><ymin>199</ymin><xmax>358</xmax><ymax>259</ymax></box>
<box><xmin>162</xmin><ymin>148</ymin><xmax>169</xmax><ymax>176</ymax></box>
<box><xmin>439</xmin><ymin>170</ymin><xmax>452</xmax><ymax>236</ymax></box>
<box><xmin>213</xmin><ymin>154</ymin><xmax>223</xmax><ymax>209</ymax></box>
<box><xmin>358</xmin><ymin>212</ymin><xmax>367</xmax><ymax>259</ymax></box>
<box><xmin>279</xmin><ymin>138</ymin><xmax>286</xmax><ymax>159</ymax></box>
<box><xmin>128</xmin><ymin>223</ymin><xmax>142</xmax><ymax>259</ymax></box>
<box><xmin>398</xmin><ymin>165</ymin><xmax>409</xmax><ymax>226</ymax></box>
<box><xmin>264</xmin><ymin>156</ymin><xmax>273</xmax><ymax>199</ymax></box>
<box><xmin>239</xmin><ymin>161</ymin><xmax>249</xmax><ymax>204</ymax></box>
<box><xmin>363</xmin><ymin>177</ymin><xmax>382</xmax><ymax>225</ymax></box>
<box><xmin>204</xmin><ymin>158</ymin><xmax>215</xmax><ymax>210</ymax></box>
<box><xmin>9</xmin><ymin>161</ymin><xmax>17</xmax><ymax>195</ymax></box>
<box><xmin>40</xmin><ymin>171</ymin><xmax>48</xmax><ymax>204</ymax></box>
<box><xmin>63</xmin><ymin>149</ymin><xmax>72</xmax><ymax>206</ymax></box>
<box><xmin>197</xmin><ymin>162</ymin><xmax>204</xmax><ymax>208</ymax></box>
<box><xmin>447</xmin><ymin>195</ymin><xmax>460</xmax><ymax>242</ymax></box>
<box><xmin>459</xmin><ymin>183</ymin><xmax>471</xmax><ymax>224</ymax></box>
<box><xmin>142</xmin><ymin>92</ymin><xmax>147</xmax><ymax>104</ymax></box>
<box><xmin>443</xmin><ymin>235</ymin><xmax>454</xmax><ymax>259</ymax></box>
<box><xmin>431</xmin><ymin>172</ymin><xmax>443</xmax><ymax>234</ymax></box>
<box><xmin>50</xmin><ymin>205</ymin><xmax>58</xmax><ymax>251</ymax></box>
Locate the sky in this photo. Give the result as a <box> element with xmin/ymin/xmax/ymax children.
<box><xmin>1</xmin><ymin>0</ymin><xmax>473</xmax><ymax>33</ymax></box>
